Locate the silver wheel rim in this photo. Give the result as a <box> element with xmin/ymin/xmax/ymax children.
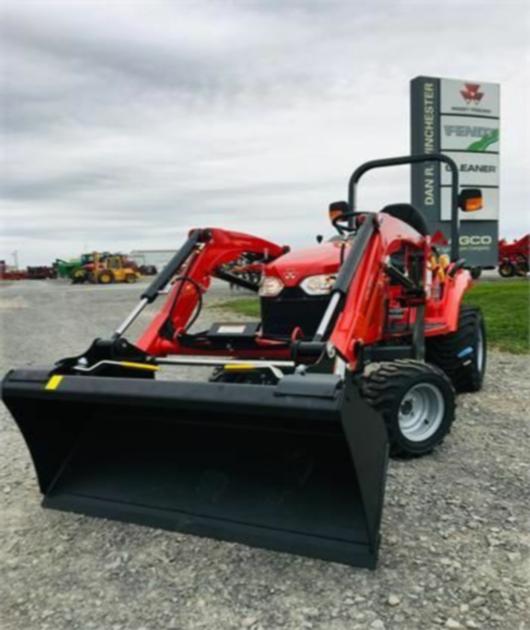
<box><xmin>476</xmin><ymin>326</ymin><xmax>485</xmax><ymax>374</ymax></box>
<box><xmin>398</xmin><ymin>383</ymin><xmax>445</xmax><ymax>442</ymax></box>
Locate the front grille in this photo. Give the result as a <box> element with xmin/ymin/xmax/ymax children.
<box><xmin>261</xmin><ymin>288</ymin><xmax>330</xmax><ymax>338</ymax></box>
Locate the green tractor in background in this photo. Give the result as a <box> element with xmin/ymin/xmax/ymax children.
<box><xmin>53</xmin><ymin>254</ymin><xmax>95</xmax><ymax>283</ymax></box>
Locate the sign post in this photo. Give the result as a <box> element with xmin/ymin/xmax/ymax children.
<box><xmin>411</xmin><ymin>76</ymin><xmax>500</xmax><ymax>268</ymax></box>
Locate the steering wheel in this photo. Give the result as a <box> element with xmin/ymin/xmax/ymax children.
<box><xmin>332</xmin><ymin>211</ymin><xmax>367</xmax><ymax>235</ymax></box>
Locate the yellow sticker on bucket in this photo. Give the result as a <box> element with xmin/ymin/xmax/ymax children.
<box><xmin>45</xmin><ymin>375</ymin><xmax>63</xmax><ymax>391</ymax></box>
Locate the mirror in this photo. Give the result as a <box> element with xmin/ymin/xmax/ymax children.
<box><xmin>458</xmin><ymin>188</ymin><xmax>483</xmax><ymax>212</ymax></box>
<box><xmin>328</xmin><ymin>201</ymin><xmax>349</xmax><ymax>223</ymax></box>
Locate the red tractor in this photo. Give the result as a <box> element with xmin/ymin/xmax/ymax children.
<box><xmin>2</xmin><ymin>154</ymin><xmax>487</xmax><ymax>568</ymax></box>
<box><xmin>498</xmin><ymin>234</ymin><xmax>529</xmax><ymax>277</ymax></box>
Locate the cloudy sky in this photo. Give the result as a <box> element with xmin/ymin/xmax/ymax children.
<box><xmin>1</xmin><ymin>0</ymin><xmax>529</xmax><ymax>265</ymax></box>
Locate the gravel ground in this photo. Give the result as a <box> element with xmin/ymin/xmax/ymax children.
<box><xmin>1</xmin><ymin>280</ymin><xmax>529</xmax><ymax>630</ymax></box>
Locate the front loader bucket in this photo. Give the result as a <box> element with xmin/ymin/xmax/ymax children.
<box><xmin>2</xmin><ymin>370</ymin><xmax>388</xmax><ymax>568</ymax></box>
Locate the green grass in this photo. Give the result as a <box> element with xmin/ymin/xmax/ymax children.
<box><xmin>216</xmin><ymin>297</ymin><xmax>260</xmax><ymax>317</ymax></box>
<box><xmin>463</xmin><ymin>279</ymin><xmax>529</xmax><ymax>354</ymax></box>
<box><xmin>216</xmin><ymin>279</ymin><xmax>529</xmax><ymax>354</ymax></box>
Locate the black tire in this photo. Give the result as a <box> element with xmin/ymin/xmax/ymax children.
<box><xmin>361</xmin><ymin>360</ymin><xmax>455</xmax><ymax>457</ymax></box>
<box><xmin>498</xmin><ymin>262</ymin><xmax>515</xmax><ymax>278</ymax></box>
<box><xmin>515</xmin><ymin>262</ymin><xmax>528</xmax><ymax>277</ymax></box>
<box><xmin>426</xmin><ymin>305</ymin><xmax>486</xmax><ymax>393</ymax></box>
<box><xmin>98</xmin><ymin>270</ymin><xmax>114</xmax><ymax>284</ymax></box>
<box><xmin>71</xmin><ymin>270</ymin><xmax>87</xmax><ymax>284</ymax></box>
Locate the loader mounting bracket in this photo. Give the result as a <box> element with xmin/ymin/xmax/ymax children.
<box><xmin>54</xmin><ymin>337</ymin><xmax>154</xmax><ymax>374</ymax></box>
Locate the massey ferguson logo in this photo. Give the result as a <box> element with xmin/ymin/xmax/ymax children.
<box><xmin>460</xmin><ymin>83</ymin><xmax>484</xmax><ymax>104</ymax></box>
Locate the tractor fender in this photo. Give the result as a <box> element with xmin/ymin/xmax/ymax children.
<box><xmin>442</xmin><ymin>270</ymin><xmax>472</xmax><ymax>333</ymax></box>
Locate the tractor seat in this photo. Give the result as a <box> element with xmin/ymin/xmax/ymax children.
<box><xmin>381</xmin><ymin>203</ymin><xmax>429</xmax><ymax>236</ymax></box>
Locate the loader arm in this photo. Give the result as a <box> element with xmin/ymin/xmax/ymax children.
<box><xmin>137</xmin><ymin>228</ymin><xmax>286</xmax><ymax>356</ymax></box>
<box><xmin>329</xmin><ymin>213</ymin><xmax>427</xmax><ymax>369</ymax></box>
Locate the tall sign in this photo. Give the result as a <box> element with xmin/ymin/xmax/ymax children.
<box><xmin>411</xmin><ymin>76</ymin><xmax>500</xmax><ymax>267</ymax></box>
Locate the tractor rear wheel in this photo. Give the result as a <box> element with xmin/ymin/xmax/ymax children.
<box><xmin>361</xmin><ymin>360</ymin><xmax>455</xmax><ymax>457</ymax></box>
<box><xmin>498</xmin><ymin>262</ymin><xmax>515</xmax><ymax>277</ymax></box>
<box><xmin>426</xmin><ymin>305</ymin><xmax>486</xmax><ymax>393</ymax></box>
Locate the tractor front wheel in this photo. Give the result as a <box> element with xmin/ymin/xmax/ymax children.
<box><xmin>71</xmin><ymin>270</ymin><xmax>87</xmax><ymax>284</ymax></box>
<box><xmin>426</xmin><ymin>305</ymin><xmax>486</xmax><ymax>393</ymax></box>
<box><xmin>98</xmin><ymin>270</ymin><xmax>114</xmax><ymax>284</ymax></box>
<box><xmin>125</xmin><ymin>273</ymin><xmax>137</xmax><ymax>284</ymax></box>
<box><xmin>361</xmin><ymin>360</ymin><xmax>455</xmax><ymax>457</ymax></box>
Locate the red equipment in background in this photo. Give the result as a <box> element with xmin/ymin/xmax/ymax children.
<box><xmin>0</xmin><ymin>260</ymin><xmax>57</xmax><ymax>280</ymax></box>
<box><xmin>498</xmin><ymin>235</ymin><xmax>529</xmax><ymax>277</ymax></box>
<box><xmin>26</xmin><ymin>266</ymin><xmax>57</xmax><ymax>280</ymax></box>
<box><xmin>0</xmin><ymin>261</ymin><xmax>27</xmax><ymax>280</ymax></box>
<box><xmin>0</xmin><ymin>261</ymin><xmax>57</xmax><ymax>280</ymax></box>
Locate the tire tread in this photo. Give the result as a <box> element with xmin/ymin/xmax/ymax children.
<box><xmin>426</xmin><ymin>306</ymin><xmax>485</xmax><ymax>392</ymax></box>
<box><xmin>361</xmin><ymin>360</ymin><xmax>455</xmax><ymax>457</ymax></box>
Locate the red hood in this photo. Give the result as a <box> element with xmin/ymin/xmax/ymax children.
<box><xmin>264</xmin><ymin>240</ymin><xmax>345</xmax><ymax>287</ymax></box>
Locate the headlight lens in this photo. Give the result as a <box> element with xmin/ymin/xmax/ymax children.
<box><xmin>259</xmin><ymin>275</ymin><xmax>284</xmax><ymax>297</ymax></box>
<box><xmin>300</xmin><ymin>274</ymin><xmax>336</xmax><ymax>296</ymax></box>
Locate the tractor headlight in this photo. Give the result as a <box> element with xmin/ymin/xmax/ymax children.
<box><xmin>300</xmin><ymin>274</ymin><xmax>337</xmax><ymax>296</ymax></box>
<box><xmin>259</xmin><ymin>275</ymin><xmax>284</xmax><ymax>297</ymax></box>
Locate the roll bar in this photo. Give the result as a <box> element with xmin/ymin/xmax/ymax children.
<box><xmin>347</xmin><ymin>153</ymin><xmax>460</xmax><ymax>261</ymax></box>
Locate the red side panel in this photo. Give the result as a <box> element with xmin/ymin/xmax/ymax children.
<box><xmin>425</xmin><ymin>269</ymin><xmax>472</xmax><ymax>336</ymax></box>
